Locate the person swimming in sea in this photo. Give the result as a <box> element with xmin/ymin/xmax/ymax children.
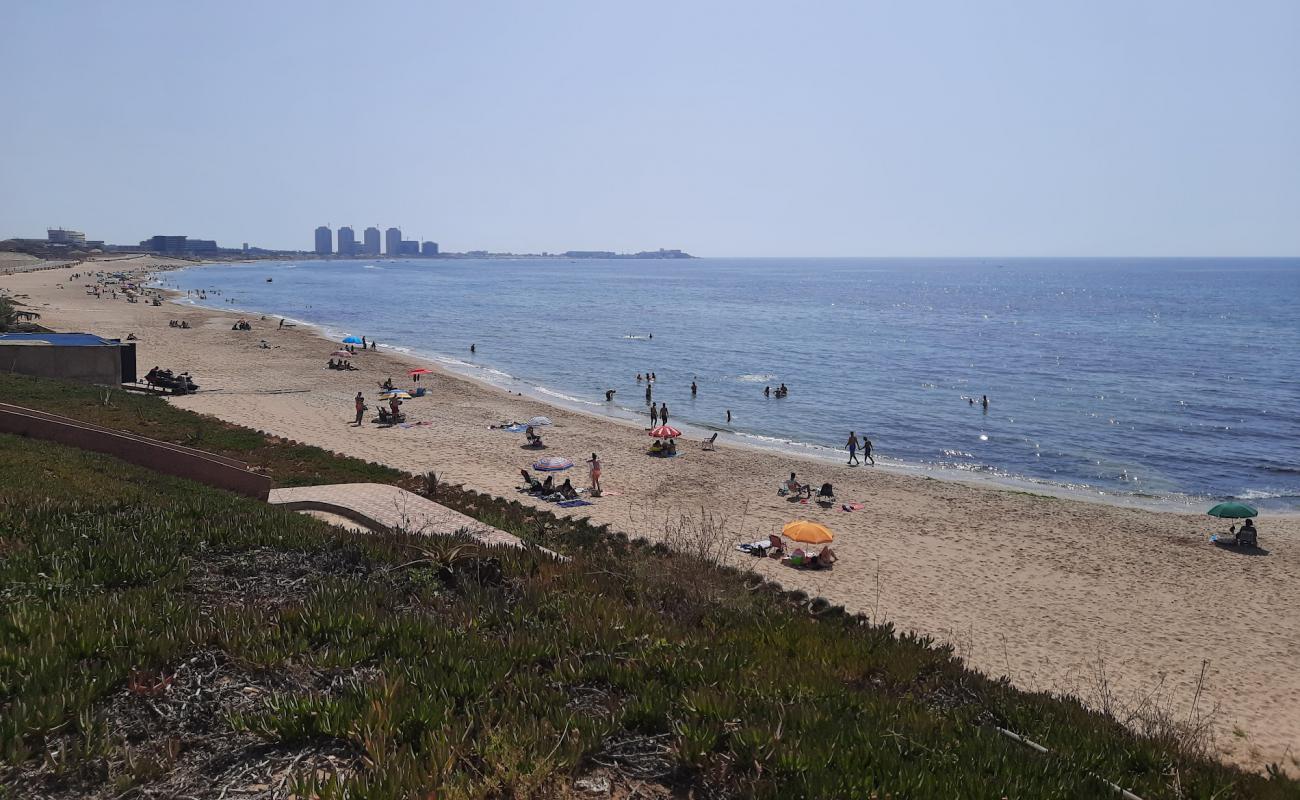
<box><xmin>691</xmin><ymin>380</ymin><xmax>697</xmax><ymax>396</ymax></box>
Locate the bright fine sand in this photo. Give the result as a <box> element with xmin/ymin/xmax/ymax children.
<box><xmin>4</xmin><ymin>256</ymin><xmax>1298</xmax><ymax>772</ymax></box>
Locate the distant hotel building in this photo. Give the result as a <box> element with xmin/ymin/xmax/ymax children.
<box><xmin>385</xmin><ymin>227</ymin><xmax>402</xmax><ymax>256</ymax></box>
<box><xmin>363</xmin><ymin>226</ymin><xmax>381</xmax><ymax>256</ymax></box>
<box><xmin>47</xmin><ymin>228</ymin><xmax>86</xmax><ymax>245</ymax></box>
<box><xmin>314</xmin><ymin>226</ymin><xmax>332</xmax><ymax>255</ymax></box>
<box><xmin>337</xmin><ymin>226</ymin><xmax>357</xmax><ymax>257</ymax></box>
<box><xmin>421</xmin><ymin>241</ymin><xmax>439</xmax><ymax>256</ymax></box>
<box><xmin>142</xmin><ymin>235</ymin><xmax>219</xmax><ymax>255</ymax></box>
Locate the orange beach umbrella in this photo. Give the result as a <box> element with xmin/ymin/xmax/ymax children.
<box><xmin>782</xmin><ymin>520</ymin><xmax>833</xmax><ymax>544</ymax></box>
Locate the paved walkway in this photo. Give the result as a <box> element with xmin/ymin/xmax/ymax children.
<box><xmin>268</xmin><ymin>482</ymin><xmax>558</xmax><ymax>556</ymax></box>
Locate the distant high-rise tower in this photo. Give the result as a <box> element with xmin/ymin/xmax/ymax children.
<box><xmin>337</xmin><ymin>226</ymin><xmax>356</xmax><ymax>257</ymax></box>
<box><xmin>363</xmin><ymin>226</ymin><xmax>381</xmax><ymax>256</ymax></box>
<box><xmin>314</xmin><ymin>225</ymin><xmax>332</xmax><ymax>255</ymax></box>
<box><xmin>385</xmin><ymin>227</ymin><xmax>402</xmax><ymax>256</ymax></box>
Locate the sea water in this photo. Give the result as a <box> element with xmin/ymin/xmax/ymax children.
<box><xmin>160</xmin><ymin>258</ymin><xmax>1300</xmax><ymax>511</ymax></box>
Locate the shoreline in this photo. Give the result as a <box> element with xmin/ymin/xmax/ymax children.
<box><xmin>5</xmin><ymin>256</ymin><xmax>1299</xmax><ymax>773</ymax></box>
<box><xmin>161</xmin><ymin>276</ymin><xmax>1286</xmax><ymax>519</ymax></box>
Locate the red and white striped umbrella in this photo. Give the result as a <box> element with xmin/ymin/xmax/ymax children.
<box><xmin>648</xmin><ymin>425</ymin><xmax>681</xmax><ymax>438</ymax></box>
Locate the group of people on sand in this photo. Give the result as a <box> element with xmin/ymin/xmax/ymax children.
<box><xmin>328</xmin><ymin>358</ymin><xmax>358</xmax><ymax>371</ymax></box>
<box><xmin>519</xmin><ymin>452</ymin><xmax>603</xmax><ymax>500</ymax></box>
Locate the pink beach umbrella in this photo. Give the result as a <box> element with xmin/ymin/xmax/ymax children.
<box><xmin>648</xmin><ymin>425</ymin><xmax>682</xmax><ymax>438</ymax></box>
<box><xmin>331</xmin><ymin>350</ymin><xmax>353</xmax><ymax>358</ymax></box>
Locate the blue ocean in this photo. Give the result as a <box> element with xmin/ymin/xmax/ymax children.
<box><xmin>161</xmin><ymin>258</ymin><xmax>1300</xmax><ymax>510</ymax></box>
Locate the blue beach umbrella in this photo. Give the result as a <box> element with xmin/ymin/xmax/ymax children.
<box><xmin>342</xmin><ymin>335</ymin><xmax>364</xmax><ymax>344</ymax></box>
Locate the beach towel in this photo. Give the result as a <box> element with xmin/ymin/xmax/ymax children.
<box><xmin>842</xmin><ymin>502</ymin><xmax>864</xmax><ymax>512</ymax></box>
<box><xmin>556</xmin><ymin>499</ymin><xmax>592</xmax><ymax>508</ymax></box>
<box><xmin>503</xmin><ymin>423</ymin><xmax>526</xmax><ymax>432</ymax></box>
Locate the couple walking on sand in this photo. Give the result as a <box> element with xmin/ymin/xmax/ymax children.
<box><xmin>846</xmin><ymin>431</ymin><xmax>874</xmax><ymax>466</ymax></box>
<box><xmin>650</xmin><ymin>402</ymin><xmax>669</xmax><ymax>427</ymax></box>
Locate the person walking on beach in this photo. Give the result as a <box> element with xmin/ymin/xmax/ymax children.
<box><xmin>587</xmin><ymin>452</ymin><xmax>602</xmax><ymax>495</ymax></box>
<box><xmin>863</xmin><ymin>435</ymin><xmax>875</xmax><ymax>465</ymax></box>
<box><xmin>361</xmin><ymin>336</ymin><xmax>367</xmax><ymax>350</ymax></box>
<box><xmin>650</xmin><ymin>402</ymin><xmax>659</xmax><ymax>427</ymax></box>
<box><xmin>353</xmin><ymin>392</ymin><xmax>366</xmax><ymax>426</ymax></box>
<box><xmin>278</xmin><ymin>318</ymin><xmax>284</xmax><ymax>330</ymax></box>
<box><xmin>660</xmin><ymin>403</ymin><xmax>669</xmax><ymax>427</ymax></box>
<box><xmin>846</xmin><ymin>431</ymin><xmax>860</xmax><ymax>466</ymax></box>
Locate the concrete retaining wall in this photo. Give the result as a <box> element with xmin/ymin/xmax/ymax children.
<box><xmin>0</xmin><ymin>343</ymin><xmax>121</xmax><ymax>385</ymax></box>
<box><xmin>0</xmin><ymin>402</ymin><xmax>271</xmax><ymax>500</ymax></box>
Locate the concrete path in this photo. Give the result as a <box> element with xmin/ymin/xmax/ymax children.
<box><xmin>268</xmin><ymin>482</ymin><xmax>558</xmax><ymax>556</ymax></box>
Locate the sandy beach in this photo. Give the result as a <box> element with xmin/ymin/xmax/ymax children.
<box><xmin>4</xmin><ymin>255</ymin><xmax>1298</xmax><ymax>772</ymax></box>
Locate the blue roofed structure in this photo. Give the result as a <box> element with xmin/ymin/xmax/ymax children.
<box><xmin>0</xmin><ymin>332</ymin><xmax>136</xmax><ymax>384</ymax></box>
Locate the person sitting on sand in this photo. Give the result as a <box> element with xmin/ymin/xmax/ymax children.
<box><xmin>808</xmin><ymin>546</ymin><xmax>837</xmax><ymax>569</ymax></box>
<box><xmin>1235</xmin><ymin>519</ymin><xmax>1258</xmax><ymax>546</ymax></box>
<box><xmin>540</xmin><ymin>475</ymin><xmax>554</xmax><ymax>495</ymax></box>
<box><xmin>649</xmin><ymin>439</ymin><xmax>665</xmax><ymax>454</ymax></box>
<box><xmin>785</xmin><ymin>472</ymin><xmax>812</xmax><ymax>498</ymax></box>
<box><xmin>558</xmin><ymin>478</ymin><xmax>579</xmax><ymax>500</ymax></box>
<box><xmin>382</xmin><ymin>377</ymin><xmax>394</xmax><ymax>391</ymax></box>
<box><xmin>328</xmin><ymin>359</ymin><xmax>337</xmax><ymax>370</ymax></box>
<box><xmin>345</xmin><ymin>360</ymin><xmax>357</xmax><ymax>370</ymax></box>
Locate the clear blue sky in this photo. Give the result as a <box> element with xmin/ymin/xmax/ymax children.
<box><xmin>3</xmin><ymin>1</ymin><xmax>1297</xmax><ymax>255</ymax></box>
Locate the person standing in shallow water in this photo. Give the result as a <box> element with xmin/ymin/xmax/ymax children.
<box><xmin>650</xmin><ymin>402</ymin><xmax>659</xmax><ymax>427</ymax></box>
<box><xmin>846</xmin><ymin>431</ymin><xmax>860</xmax><ymax>466</ymax></box>
<box><xmin>691</xmin><ymin>380</ymin><xmax>697</xmax><ymax>396</ymax></box>
<box><xmin>982</xmin><ymin>395</ymin><xmax>989</xmax><ymax>412</ymax></box>
<box><xmin>863</xmin><ymin>435</ymin><xmax>875</xmax><ymax>465</ymax></box>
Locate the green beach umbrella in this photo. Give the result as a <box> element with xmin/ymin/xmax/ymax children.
<box><xmin>1206</xmin><ymin>502</ymin><xmax>1258</xmax><ymax>519</ymax></box>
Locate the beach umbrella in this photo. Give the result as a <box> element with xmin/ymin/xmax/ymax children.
<box><xmin>527</xmin><ymin>416</ymin><xmax>553</xmax><ymax>427</ymax></box>
<box><xmin>648</xmin><ymin>425</ymin><xmax>682</xmax><ymax>438</ymax></box>
<box><xmin>533</xmin><ymin>456</ymin><xmax>573</xmax><ymax>471</ymax></box>
<box><xmin>782</xmin><ymin>520</ymin><xmax>834</xmax><ymax>545</ymax></box>
<box><xmin>1207</xmin><ymin>502</ymin><xmax>1258</xmax><ymax>519</ymax></box>
<box><xmin>381</xmin><ymin>391</ymin><xmax>412</xmax><ymax>400</ymax></box>
<box><xmin>342</xmin><ymin>335</ymin><xmax>363</xmax><ymax>344</ymax></box>
<box><xmin>331</xmin><ymin>350</ymin><xmax>352</xmax><ymax>357</ymax></box>
<box><xmin>408</xmin><ymin>368</ymin><xmax>431</xmax><ymax>375</ymax></box>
